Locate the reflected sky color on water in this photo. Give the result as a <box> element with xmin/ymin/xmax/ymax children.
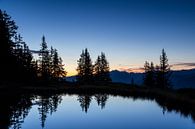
<box><xmin>15</xmin><ymin>95</ymin><xmax>195</xmax><ymax>129</ymax></box>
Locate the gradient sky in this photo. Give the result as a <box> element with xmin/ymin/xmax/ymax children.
<box><xmin>0</xmin><ymin>0</ymin><xmax>195</xmax><ymax>76</ymax></box>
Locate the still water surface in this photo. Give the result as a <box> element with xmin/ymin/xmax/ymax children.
<box><xmin>7</xmin><ymin>94</ymin><xmax>195</xmax><ymax>129</ymax></box>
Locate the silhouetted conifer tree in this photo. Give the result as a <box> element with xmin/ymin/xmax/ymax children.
<box><xmin>94</xmin><ymin>52</ymin><xmax>111</xmax><ymax>83</ymax></box>
<box><xmin>31</xmin><ymin>60</ymin><xmax>39</xmax><ymax>78</ymax></box>
<box><xmin>0</xmin><ymin>10</ymin><xmax>17</xmax><ymax>54</ymax></box>
<box><xmin>0</xmin><ymin>10</ymin><xmax>17</xmax><ymax>82</ymax></box>
<box><xmin>76</xmin><ymin>48</ymin><xmax>93</xmax><ymax>84</ymax></box>
<box><xmin>14</xmin><ymin>34</ymin><xmax>37</xmax><ymax>81</ymax></box>
<box><xmin>0</xmin><ymin>10</ymin><xmax>37</xmax><ymax>82</ymax></box>
<box><xmin>51</xmin><ymin>48</ymin><xmax>67</xmax><ymax>81</ymax></box>
<box><xmin>0</xmin><ymin>10</ymin><xmax>66</xmax><ymax>84</ymax></box>
<box><xmin>144</xmin><ymin>61</ymin><xmax>155</xmax><ymax>87</ymax></box>
<box><xmin>94</xmin><ymin>55</ymin><xmax>101</xmax><ymax>82</ymax></box>
<box><xmin>156</xmin><ymin>49</ymin><xmax>171</xmax><ymax>88</ymax></box>
<box><xmin>39</xmin><ymin>36</ymin><xmax>51</xmax><ymax>81</ymax></box>
<box><xmin>143</xmin><ymin>49</ymin><xmax>171</xmax><ymax>88</ymax></box>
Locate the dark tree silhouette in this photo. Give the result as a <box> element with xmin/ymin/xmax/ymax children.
<box><xmin>13</xmin><ymin>34</ymin><xmax>37</xmax><ymax>82</ymax></box>
<box><xmin>144</xmin><ymin>61</ymin><xmax>155</xmax><ymax>87</ymax></box>
<box><xmin>156</xmin><ymin>49</ymin><xmax>171</xmax><ymax>89</ymax></box>
<box><xmin>94</xmin><ymin>55</ymin><xmax>101</xmax><ymax>81</ymax></box>
<box><xmin>0</xmin><ymin>9</ymin><xmax>17</xmax><ymax>82</ymax></box>
<box><xmin>0</xmin><ymin>10</ymin><xmax>17</xmax><ymax>54</ymax></box>
<box><xmin>38</xmin><ymin>38</ymin><xmax>66</xmax><ymax>82</ymax></box>
<box><xmin>38</xmin><ymin>36</ymin><xmax>52</xmax><ymax>81</ymax></box>
<box><xmin>77</xmin><ymin>95</ymin><xmax>92</xmax><ymax>113</ymax></box>
<box><xmin>94</xmin><ymin>94</ymin><xmax>109</xmax><ymax>109</ymax></box>
<box><xmin>94</xmin><ymin>52</ymin><xmax>111</xmax><ymax>83</ymax></box>
<box><xmin>76</xmin><ymin>48</ymin><xmax>93</xmax><ymax>84</ymax></box>
<box><xmin>0</xmin><ymin>10</ymin><xmax>37</xmax><ymax>83</ymax></box>
<box><xmin>51</xmin><ymin>48</ymin><xmax>67</xmax><ymax>81</ymax></box>
<box><xmin>143</xmin><ymin>49</ymin><xmax>171</xmax><ymax>89</ymax></box>
<box><xmin>38</xmin><ymin>94</ymin><xmax>62</xmax><ymax>128</ymax></box>
<box><xmin>38</xmin><ymin>96</ymin><xmax>50</xmax><ymax>128</ymax></box>
<box><xmin>0</xmin><ymin>93</ymin><xmax>32</xmax><ymax>129</ymax></box>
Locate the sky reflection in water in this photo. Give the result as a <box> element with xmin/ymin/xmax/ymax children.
<box><xmin>16</xmin><ymin>95</ymin><xmax>195</xmax><ymax>129</ymax></box>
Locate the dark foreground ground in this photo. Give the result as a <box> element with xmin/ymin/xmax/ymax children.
<box><xmin>1</xmin><ymin>82</ymin><xmax>195</xmax><ymax>102</ymax></box>
<box><xmin>1</xmin><ymin>82</ymin><xmax>195</xmax><ymax>108</ymax></box>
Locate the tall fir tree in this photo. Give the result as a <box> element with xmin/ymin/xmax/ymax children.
<box><xmin>14</xmin><ymin>34</ymin><xmax>37</xmax><ymax>81</ymax></box>
<box><xmin>51</xmin><ymin>49</ymin><xmax>67</xmax><ymax>81</ymax></box>
<box><xmin>76</xmin><ymin>48</ymin><xmax>93</xmax><ymax>84</ymax></box>
<box><xmin>94</xmin><ymin>56</ymin><xmax>101</xmax><ymax>82</ymax></box>
<box><xmin>144</xmin><ymin>61</ymin><xmax>155</xmax><ymax>87</ymax></box>
<box><xmin>0</xmin><ymin>9</ymin><xmax>17</xmax><ymax>82</ymax></box>
<box><xmin>0</xmin><ymin>9</ymin><xmax>17</xmax><ymax>56</ymax></box>
<box><xmin>94</xmin><ymin>52</ymin><xmax>111</xmax><ymax>83</ymax></box>
<box><xmin>156</xmin><ymin>49</ymin><xmax>171</xmax><ymax>88</ymax></box>
<box><xmin>39</xmin><ymin>36</ymin><xmax>51</xmax><ymax>81</ymax></box>
<box><xmin>0</xmin><ymin>10</ymin><xmax>37</xmax><ymax>82</ymax></box>
<box><xmin>100</xmin><ymin>52</ymin><xmax>111</xmax><ymax>82</ymax></box>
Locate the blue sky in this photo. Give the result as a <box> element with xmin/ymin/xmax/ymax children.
<box><xmin>0</xmin><ymin>0</ymin><xmax>195</xmax><ymax>75</ymax></box>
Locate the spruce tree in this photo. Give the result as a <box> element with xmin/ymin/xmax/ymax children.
<box><xmin>76</xmin><ymin>48</ymin><xmax>93</xmax><ymax>84</ymax></box>
<box><xmin>100</xmin><ymin>52</ymin><xmax>111</xmax><ymax>82</ymax></box>
<box><xmin>144</xmin><ymin>61</ymin><xmax>155</xmax><ymax>87</ymax></box>
<box><xmin>51</xmin><ymin>49</ymin><xmax>66</xmax><ymax>81</ymax></box>
<box><xmin>0</xmin><ymin>9</ymin><xmax>17</xmax><ymax>55</ymax></box>
<box><xmin>94</xmin><ymin>56</ymin><xmax>101</xmax><ymax>82</ymax></box>
<box><xmin>39</xmin><ymin>36</ymin><xmax>51</xmax><ymax>81</ymax></box>
<box><xmin>14</xmin><ymin>35</ymin><xmax>37</xmax><ymax>81</ymax></box>
<box><xmin>0</xmin><ymin>10</ymin><xmax>37</xmax><ymax>82</ymax></box>
<box><xmin>0</xmin><ymin>10</ymin><xmax>18</xmax><ymax>82</ymax></box>
<box><xmin>94</xmin><ymin>52</ymin><xmax>111</xmax><ymax>83</ymax></box>
<box><xmin>156</xmin><ymin>49</ymin><xmax>171</xmax><ymax>88</ymax></box>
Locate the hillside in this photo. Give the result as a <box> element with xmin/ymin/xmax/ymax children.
<box><xmin>66</xmin><ymin>69</ymin><xmax>195</xmax><ymax>89</ymax></box>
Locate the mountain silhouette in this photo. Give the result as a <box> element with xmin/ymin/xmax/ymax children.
<box><xmin>66</xmin><ymin>69</ymin><xmax>195</xmax><ymax>89</ymax></box>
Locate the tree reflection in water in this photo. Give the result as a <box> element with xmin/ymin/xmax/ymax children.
<box><xmin>77</xmin><ymin>95</ymin><xmax>92</xmax><ymax>113</ymax></box>
<box><xmin>94</xmin><ymin>94</ymin><xmax>109</xmax><ymax>109</ymax></box>
<box><xmin>1</xmin><ymin>91</ymin><xmax>195</xmax><ymax>129</ymax></box>
<box><xmin>37</xmin><ymin>94</ymin><xmax>62</xmax><ymax>128</ymax></box>
<box><xmin>0</xmin><ymin>93</ymin><xmax>32</xmax><ymax>129</ymax></box>
<box><xmin>0</xmin><ymin>92</ymin><xmax>63</xmax><ymax>129</ymax></box>
<box><xmin>77</xmin><ymin>94</ymin><xmax>109</xmax><ymax>113</ymax></box>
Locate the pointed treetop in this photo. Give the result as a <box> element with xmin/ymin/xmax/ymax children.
<box><xmin>101</xmin><ymin>52</ymin><xmax>105</xmax><ymax>56</ymax></box>
<box><xmin>162</xmin><ymin>48</ymin><xmax>165</xmax><ymax>52</ymax></box>
<box><xmin>42</xmin><ymin>35</ymin><xmax>46</xmax><ymax>43</ymax></box>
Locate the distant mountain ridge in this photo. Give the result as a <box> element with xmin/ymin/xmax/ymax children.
<box><xmin>66</xmin><ymin>69</ymin><xmax>195</xmax><ymax>89</ymax></box>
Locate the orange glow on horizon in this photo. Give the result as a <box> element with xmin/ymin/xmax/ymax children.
<box><xmin>66</xmin><ymin>63</ymin><xmax>195</xmax><ymax>77</ymax></box>
<box><xmin>171</xmin><ymin>64</ymin><xmax>195</xmax><ymax>71</ymax></box>
<box><xmin>66</xmin><ymin>71</ymin><xmax>77</xmax><ymax>77</ymax></box>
